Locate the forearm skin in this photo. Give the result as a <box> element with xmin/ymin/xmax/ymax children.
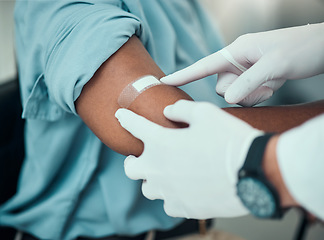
<box><xmin>224</xmin><ymin>100</ymin><xmax>324</xmax><ymax>133</ymax></box>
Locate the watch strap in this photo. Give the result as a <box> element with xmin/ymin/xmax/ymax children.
<box><xmin>240</xmin><ymin>133</ymin><xmax>274</xmax><ymax>175</ymax></box>
<box><xmin>239</xmin><ymin>133</ymin><xmax>283</xmax><ymax>219</ymax></box>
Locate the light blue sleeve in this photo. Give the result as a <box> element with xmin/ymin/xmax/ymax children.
<box><xmin>15</xmin><ymin>0</ymin><xmax>144</xmax><ymax>119</ymax></box>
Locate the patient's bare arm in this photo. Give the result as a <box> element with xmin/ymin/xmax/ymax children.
<box><xmin>225</xmin><ymin>100</ymin><xmax>324</xmax><ymax>133</ymax></box>
<box><xmin>76</xmin><ymin>35</ymin><xmax>324</xmax><ymax>157</ymax></box>
<box><xmin>76</xmin><ymin>36</ymin><xmax>192</xmax><ymax>156</ymax></box>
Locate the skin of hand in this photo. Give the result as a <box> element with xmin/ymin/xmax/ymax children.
<box><xmin>262</xmin><ymin>135</ymin><xmax>298</xmax><ymax>208</ymax></box>
<box><xmin>161</xmin><ymin>23</ymin><xmax>324</xmax><ymax>106</ymax></box>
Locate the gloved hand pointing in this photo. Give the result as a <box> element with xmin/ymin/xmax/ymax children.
<box><xmin>161</xmin><ymin>23</ymin><xmax>324</xmax><ymax>106</ymax></box>
<box><xmin>115</xmin><ymin>100</ymin><xmax>263</xmax><ymax>219</ymax></box>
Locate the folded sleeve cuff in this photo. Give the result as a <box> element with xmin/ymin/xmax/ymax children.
<box><xmin>45</xmin><ymin>4</ymin><xmax>143</xmax><ymax>115</ymax></box>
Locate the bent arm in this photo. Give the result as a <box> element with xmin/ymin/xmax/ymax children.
<box><xmin>76</xmin><ymin>35</ymin><xmax>324</xmax><ymax>157</ymax></box>
<box><xmin>76</xmin><ymin>36</ymin><xmax>192</xmax><ymax>156</ymax></box>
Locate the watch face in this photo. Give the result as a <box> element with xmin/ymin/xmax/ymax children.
<box><xmin>237</xmin><ymin>177</ymin><xmax>276</xmax><ymax>218</ymax></box>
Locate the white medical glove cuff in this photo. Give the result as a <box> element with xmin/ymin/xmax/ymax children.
<box><xmin>277</xmin><ymin>114</ymin><xmax>324</xmax><ymax>220</ymax></box>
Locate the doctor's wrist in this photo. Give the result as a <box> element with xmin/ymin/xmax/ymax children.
<box><xmin>262</xmin><ymin>134</ymin><xmax>298</xmax><ymax>208</ymax></box>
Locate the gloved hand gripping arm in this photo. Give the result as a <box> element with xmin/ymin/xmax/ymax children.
<box><xmin>116</xmin><ymin>100</ymin><xmax>258</xmax><ymax>219</ymax></box>
<box><xmin>115</xmin><ymin>99</ymin><xmax>324</xmax><ymax>219</ymax></box>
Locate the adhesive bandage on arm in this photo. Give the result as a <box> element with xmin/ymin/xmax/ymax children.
<box><xmin>219</xmin><ymin>48</ymin><xmax>248</xmax><ymax>72</ymax></box>
<box><xmin>118</xmin><ymin>75</ymin><xmax>164</xmax><ymax>108</ymax></box>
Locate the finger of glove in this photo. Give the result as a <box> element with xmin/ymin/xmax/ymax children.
<box><xmin>115</xmin><ymin>108</ymin><xmax>160</xmax><ymax>141</ymax></box>
<box><xmin>124</xmin><ymin>155</ymin><xmax>146</xmax><ymax>180</ymax></box>
<box><xmin>263</xmin><ymin>78</ymin><xmax>286</xmax><ymax>91</ymax></box>
<box><xmin>237</xmin><ymin>79</ymin><xmax>286</xmax><ymax>106</ymax></box>
<box><xmin>163</xmin><ymin>201</ymin><xmax>187</xmax><ymax>218</ymax></box>
<box><xmin>237</xmin><ymin>86</ymin><xmax>273</xmax><ymax>107</ymax></box>
<box><xmin>141</xmin><ymin>180</ymin><xmax>163</xmax><ymax>200</ymax></box>
<box><xmin>215</xmin><ymin>72</ymin><xmax>238</xmax><ymax>97</ymax></box>
<box><xmin>224</xmin><ymin>57</ymin><xmax>273</xmax><ymax>104</ymax></box>
<box><xmin>161</xmin><ymin>51</ymin><xmax>230</xmax><ymax>86</ymax></box>
<box><xmin>163</xmin><ymin>100</ymin><xmax>197</xmax><ymax>123</ymax></box>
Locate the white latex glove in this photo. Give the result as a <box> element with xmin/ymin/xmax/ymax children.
<box><xmin>161</xmin><ymin>23</ymin><xmax>324</xmax><ymax>106</ymax></box>
<box><xmin>115</xmin><ymin>100</ymin><xmax>263</xmax><ymax>219</ymax></box>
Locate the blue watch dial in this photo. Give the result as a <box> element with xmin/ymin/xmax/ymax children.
<box><xmin>237</xmin><ymin>177</ymin><xmax>276</xmax><ymax>218</ymax></box>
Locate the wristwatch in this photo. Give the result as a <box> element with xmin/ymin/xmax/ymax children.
<box><xmin>236</xmin><ymin>134</ymin><xmax>283</xmax><ymax>219</ymax></box>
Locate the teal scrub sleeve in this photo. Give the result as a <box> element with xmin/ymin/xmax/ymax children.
<box><xmin>16</xmin><ymin>0</ymin><xmax>144</xmax><ymax>119</ymax></box>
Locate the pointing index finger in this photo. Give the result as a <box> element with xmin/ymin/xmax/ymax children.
<box><xmin>161</xmin><ymin>50</ymin><xmax>231</xmax><ymax>86</ymax></box>
<box><xmin>115</xmin><ymin>108</ymin><xmax>160</xmax><ymax>141</ymax></box>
